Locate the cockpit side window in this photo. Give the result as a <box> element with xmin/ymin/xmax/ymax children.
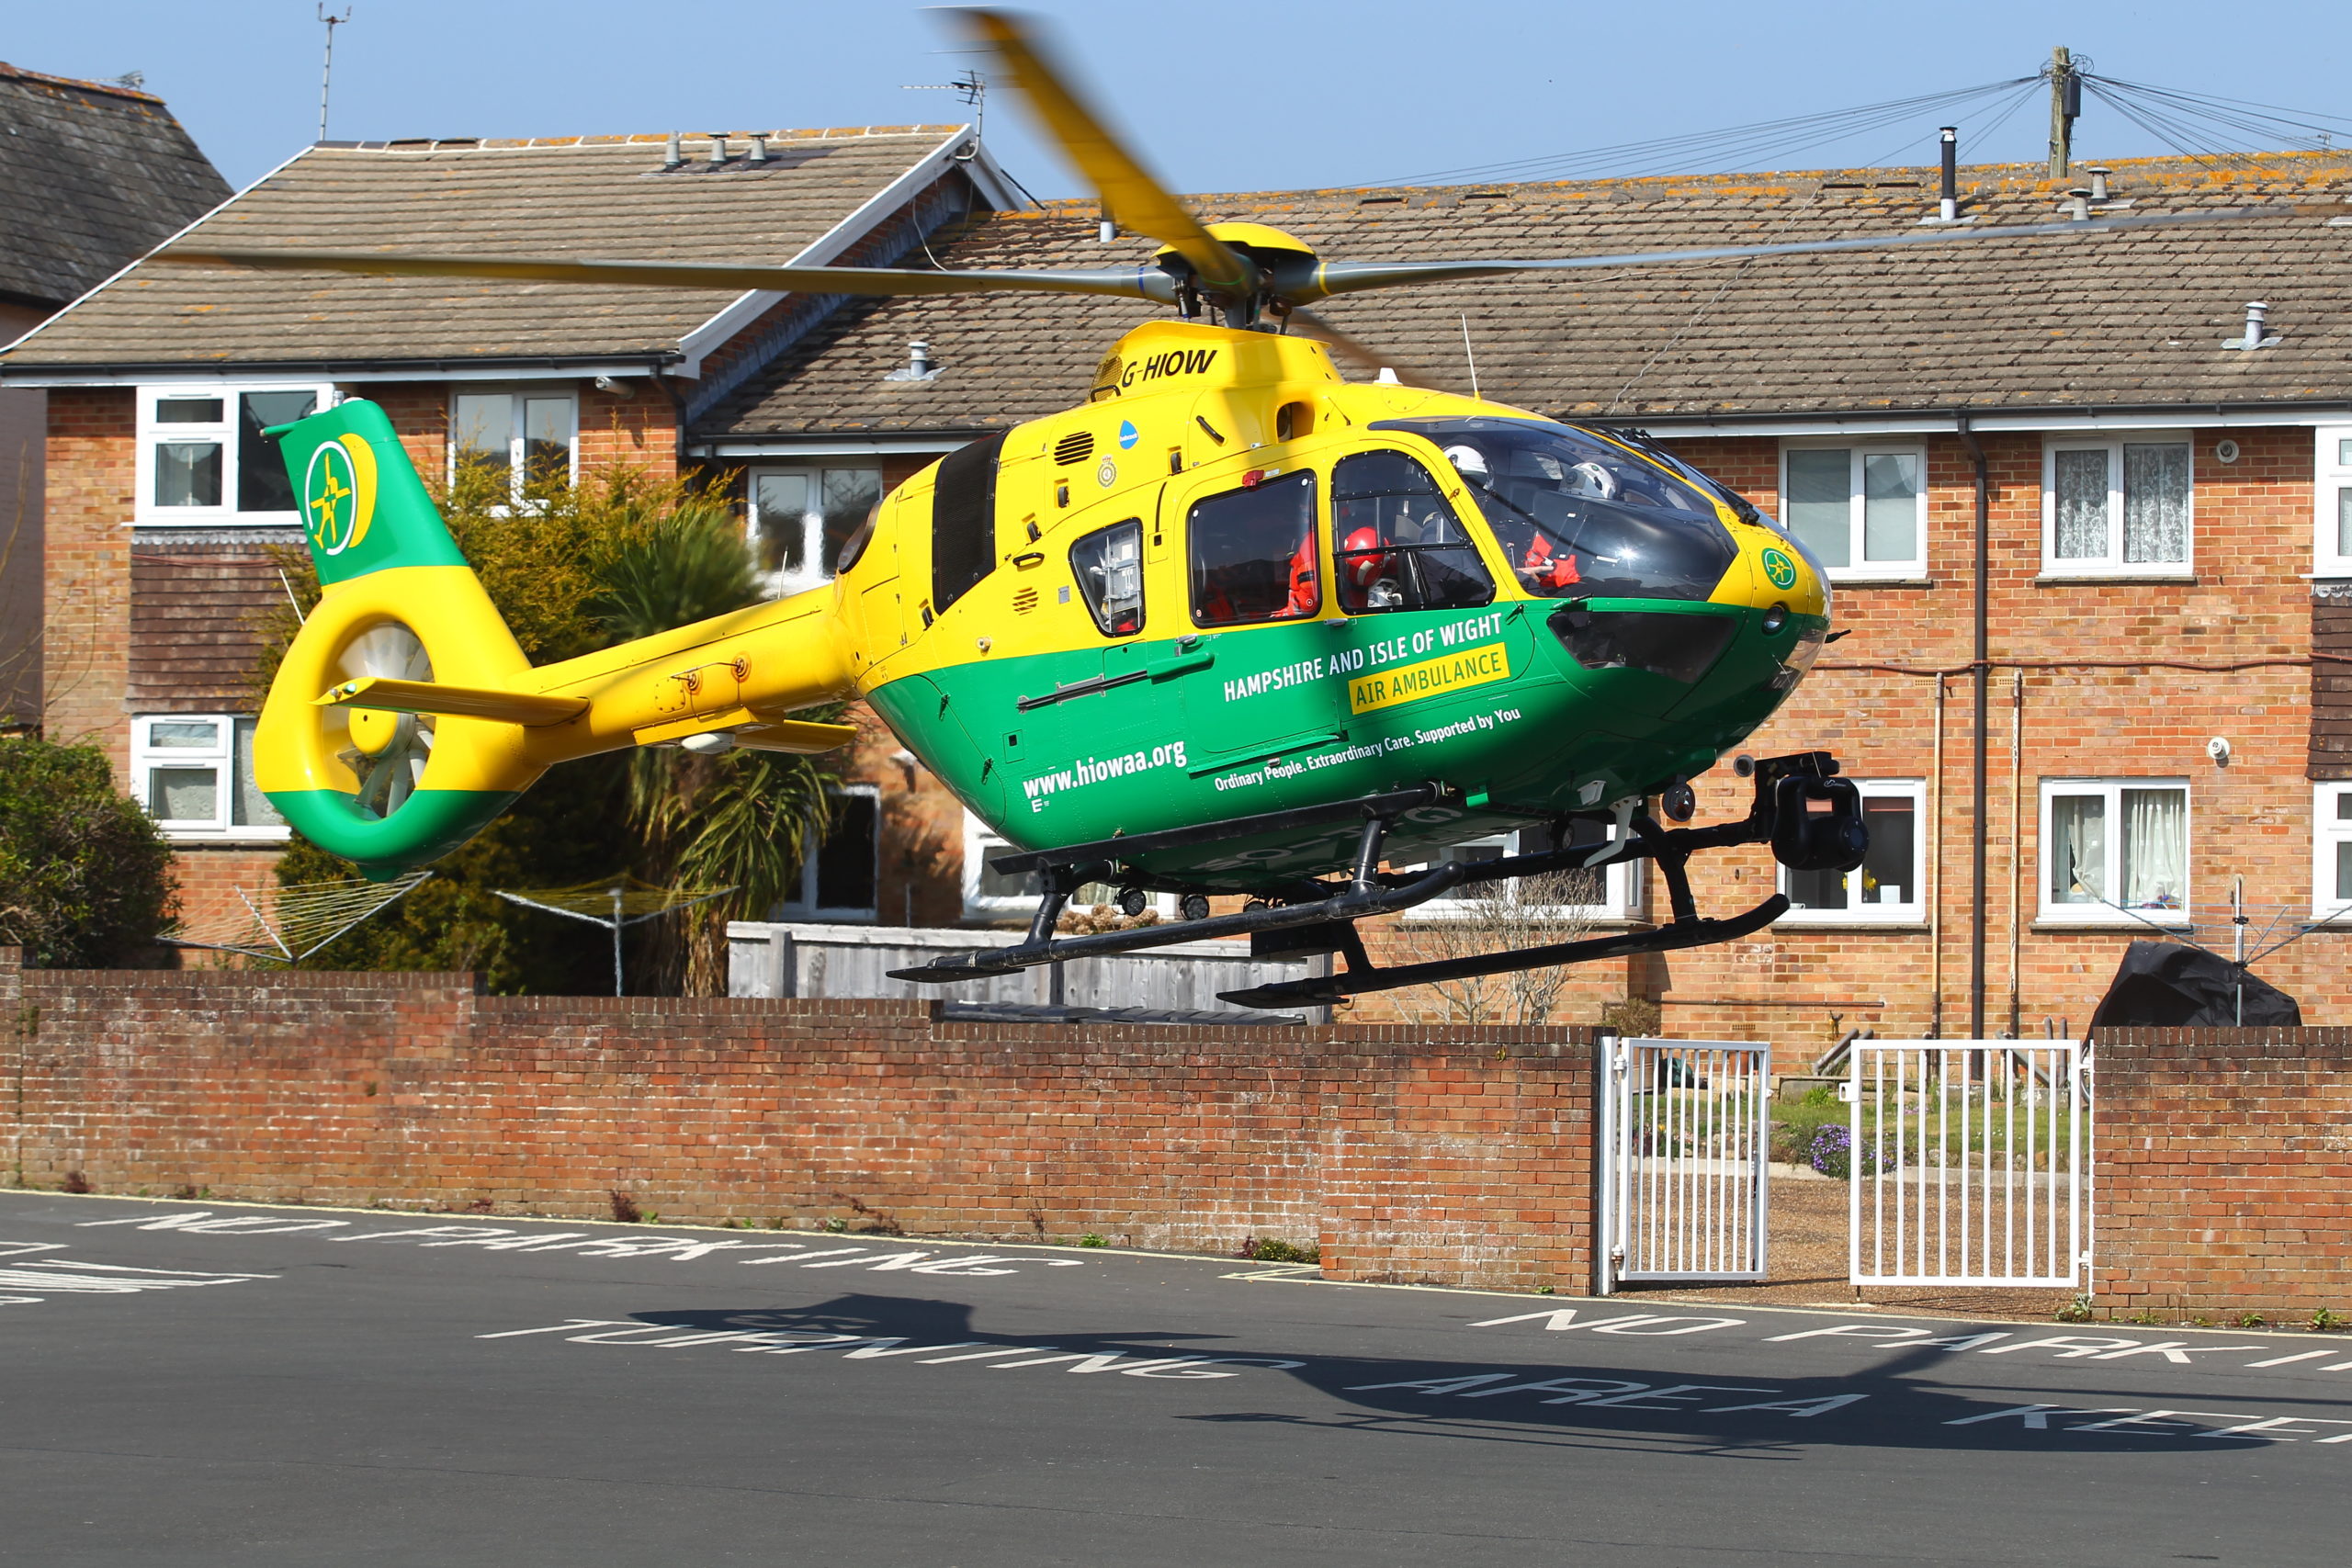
<box><xmin>1070</xmin><ymin>518</ymin><xmax>1145</xmax><ymax>637</ymax></box>
<box><xmin>1372</xmin><ymin>417</ymin><xmax>1737</xmax><ymax>603</ymax></box>
<box><xmin>932</xmin><ymin>431</ymin><xmax>1007</xmax><ymax>615</ymax></box>
<box><xmin>1330</xmin><ymin>449</ymin><xmax>1494</xmax><ymax>615</ymax></box>
<box><xmin>1189</xmin><ymin>470</ymin><xmax>1320</xmax><ymax>627</ymax></box>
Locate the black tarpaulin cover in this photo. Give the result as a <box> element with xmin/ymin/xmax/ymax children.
<box><xmin>2089</xmin><ymin>940</ymin><xmax>2302</xmax><ymax>1030</ymax></box>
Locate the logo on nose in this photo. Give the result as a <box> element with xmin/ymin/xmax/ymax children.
<box><xmin>1760</xmin><ymin>548</ymin><xmax>1798</xmax><ymax>590</ymax></box>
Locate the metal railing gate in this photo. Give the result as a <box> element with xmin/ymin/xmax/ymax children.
<box><xmin>1848</xmin><ymin>1040</ymin><xmax>2088</xmax><ymax>1289</ymax></box>
<box><xmin>1598</xmin><ymin>1038</ymin><xmax>1770</xmax><ymax>1293</ymax></box>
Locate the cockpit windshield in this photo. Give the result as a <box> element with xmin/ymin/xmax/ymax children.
<box><xmin>1371</xmin><ymin>417</ymin><xmax>1738</xmax><ymax>603</ymax></box>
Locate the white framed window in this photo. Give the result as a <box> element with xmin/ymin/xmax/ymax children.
<box><xmin>1403</xmin><ymin>820</ymin><xmax>1645</xmax><ymax>923</ymax></box>
<box><xmin>2041</xmin><ymin>778</ymin><xmax>2189</xmax><ymax>924</ymax></box>
<box><xmin>1781</xmin><ymin>444</ymin><xmax>1928</xmax><ymax>580</ymax></box>
<box><xmin>1778</xmin><ymin>779</ymin><xmax>1926</xmax><ymax>923</ymax></box>
<box><xmin>750</xmin><ymin>465</ymin><xmax>884</xmax><ymax>597</ymax></box>
<box><xmin>2315</xmin><ymin>427</ymin><xmax>2352</xmax><ymax>577</ymax></box>
<box><xmin>130</xmin><ymin>714</ymin><xmax>287</xmax><ymax>840</ymax></box>
<box><xmin>779</xmin><ymin>785</ymin><xmax>881</xmax><ymax>921</ymax></box>
<box><xmin>451</xmin><ymin>389</ymin><xmax>577</xmax><ymax>505</ymax></box>
<box><xmin>136</xmin><ymin>384</ymin><xmax>332</xmax><ymax>525</ymax></box>
<box><xmin>2312</xmin><ymin>784</ymin><xmax>2352</xmax><ymax>920</ymax></box>
<box><xmin>961</xmin><ymin>811</ymin><xmax>1168</xmax><ymax>921</ymax></box>
<box><xmin>2041</xmin><ymin>438</ymin><xmax>2193</xmax><ymax>575</ymax></box>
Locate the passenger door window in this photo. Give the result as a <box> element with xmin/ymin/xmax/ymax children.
<box><xmin>1331</xmin><ymin>449</ymin><xmax>1494</xmax><ymax>614</ymax></box>
<box><xmin>1188</xmin><ymin>470</ymin><xmax>1319</xmax><ymax>627</ymax></box>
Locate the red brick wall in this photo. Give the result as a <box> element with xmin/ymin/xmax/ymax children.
<box><xmin>2093</xmin><ymin>1027</ymin><xmax>2352</xmax><ymax>1318</ymax></box>
<box><xmin>40</xmin><ymin>387</ymin><xmax>134</xmax><ymax>760</ymax></box>
<box><xmin>0</xmin><ymin>949</ymin><xmax>1597</xmax><ymax>1292</ymax></box>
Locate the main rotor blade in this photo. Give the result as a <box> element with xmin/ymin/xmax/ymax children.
<box><xmin>1289</xmin><ymin>205</ymin><xmax>2290</xmax><ymax>302</ymax></box>
<box><xmin>1285</xmin><ymin>308</ymin><xmax>1464</xmax><ymax>396</ymax></box>
<box><xmin>955</xmin><ymin>8</ymin><xmax>1252</xmax><ymax>293</ymax></box>
<box><xmin>153</xmin><ymin>246</ymin><xmax>1179</xmax><ymax>303</ymax></box>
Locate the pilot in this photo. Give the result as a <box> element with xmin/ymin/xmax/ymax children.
<box><xmin>1444</xmin><ymin>442</ymin><xmax>1578</xmax><ymax>593</ymax></box>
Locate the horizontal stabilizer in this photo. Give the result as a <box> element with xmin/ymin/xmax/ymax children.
<box><xmin>733</xmin><ymin>719</ymin><xmax>858</xmax><ymax>755</ymax></box>
<box><xmin>318</xmin><ymin>676</ymin><xmax>587</xmax><ymax>727</ymax></box>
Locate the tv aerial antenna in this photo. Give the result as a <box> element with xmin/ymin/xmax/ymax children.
<box><xmin>317</xmin><ymin>5</ymin><xmax>354</xmax><ymax>142</ymax></box>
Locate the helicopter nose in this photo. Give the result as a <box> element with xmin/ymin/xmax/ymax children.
<box><xmin>1548</xmin><ymin>604</ymin><xmax>1737</xmax><ymax>685</ymax></box>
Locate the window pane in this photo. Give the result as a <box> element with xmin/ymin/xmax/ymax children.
<box><xmin>2337</xmin><ymin>488</ymin><xmax>2352</xmax><ymax>559</ymax></box>
<box><xmin>148</xmin><ymin>719</ymin><xmax>220</xmax><ymax>749</ymax></box>
<box><xmin>2121</xmin><ymin>443</ymin><xmax>2190</xmax><ymax>564</ymax></box>
<box><xmin>155</xmin><ymin>397</ymin><xmax>223</xmax><ymax>424</ymax></box>
<box><xmin>155</xmin><ymin>441</ymin><xmax>222</xmax><ymax>507</ymax></box>
<box><xmin>522</xmin><ymin>397</ymin><xmax>570</xmax><ymax>490</ymax></box>
<box><xmin>2337</xmin><ymin>793</ymin><xmax>2352</xmax><ymax>821</ymax></box>
<box><xmin>1069</xmin><ymin>518</ymin><xmax>1145</xmax><ymax>637</ymax></box>
<box><xmin>820</xmin><ymin>468</ymin><xmax>883</xmax><ymax>576</ymax></box>
<box><xmin>232</xmin><ymin>717</ymin><xmax>283</xmax><ymax>829</ymax></box>
<box><xmin>1331</xmin><ymin>449</ymin><xmax>1493</xmax><ymax>613</ymax></box>
<box><xmin>1784</xmin><ymin>448</ymin><xmax>1850</xmax><ymax>569</ymax></box>
<box><xmin>1787</xmin><ymin>863</ymin><xmax>1849</xmax><ymax>911</ymax></box>
<box><xmin>752</xmin><ymin>472</ymin><xmax>812</xmax><ymax>573</ymax></box>
<box><xmin>237</xmin><ymin>391</ymin><xmax>318</xmax><ymax>512</ymax></box>
<box><xmin>150</xmin><ymin>765</ymin><xmax>218</xmax><ymax>821</ymax></box>
<box><xmin>2120</xmin><ymin>786</ymin><xmax>2187</xmax><ymax>909</ymax></box>
<box><xmin>975</xmin><ymin>838</ymin><xmax>1044</xmax><ymax>904</ymax></box>
<box><xmin>2050</xmin><ymin>793</ymin><xmax>2106</xmax><ymax>904</ymax></box>
<box><xmin>813</xmin><ymin>794</ymin><xmax>878</xmax><ymax>912</ymax></box>
<box><xmin>1859</xmin><ymin>795</ymin><xmax>1915</xmax><ymax>905</ymax></box>
<box><xmin>2336</xmin><ymin>840</ymin><xmax>2352</xmax><ymax>904</ymax></box>
<box><xmin>2339</xmin><ymin>438</ymin><xmax>2352</xmax><ymax>466</ymax></box>
<box><xmin>453</xmin><ymin>393</ymin><xmax>512</xmax><ymax>484</ymax></box>
<box><xmin>2053</xmin><ymin>449</ymin><xmax>2109</xmax><ymax>559</ymax></box>
<box><xmin>1860</xmin><ymin>452</ymin><xmax>1920</xmax><ymax>564</ymax></box>
<box><xmin>1189</xmin><ymin>470</ymin><xmax>1317</xmax><ymax>626</ymax></box>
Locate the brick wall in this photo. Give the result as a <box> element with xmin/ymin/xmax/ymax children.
<box><xmin>40</xmin><ymin>387</ymin><xmax>133</xmax><ymax>759</ymax></box>
<box><xmin>0</xmin><ymin>949</ymin><xmax>1597</xmax><ymax>1292</ymax></box>
<box><xmin>2094</xmin><ymin>1027</ymin><xmax>2352</xmax><ymax>1318</ymax></box>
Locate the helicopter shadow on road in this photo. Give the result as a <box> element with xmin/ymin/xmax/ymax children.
<box><xmin>610</xmin><ymin>1295</ymin><xmax>2301</xmax><ymax>1463</ymax></box>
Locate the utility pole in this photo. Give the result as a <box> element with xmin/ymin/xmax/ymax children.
<box><xmin>318</xmin><ymin>5</ymin><xmax>353</xmax><ymax>143</ymax></box>
<box><xmin>2047</xmin><ymin>45</ymin><xmax>2079</xmax><ymax>178</ymax></box>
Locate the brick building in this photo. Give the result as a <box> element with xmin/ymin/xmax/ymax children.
<box><xmin>10</xmin><ymin>136</ymin><xmax>2352</xmax><ymax>1055</ymax></box>
<box><xmin>0</xmin><ymin>125</ymin><xmax>1019</xmax><ymax>934</ymax></box>
<box><xmin>0</xmin><ymin>62</ymin><xmax>231</xmax><ymax>729</ymax></box>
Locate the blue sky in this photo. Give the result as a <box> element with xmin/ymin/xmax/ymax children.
<box><xmin>10</xmin><ymin>1</ymin><xmax>2350</xmax><ymax>199</ymax></box>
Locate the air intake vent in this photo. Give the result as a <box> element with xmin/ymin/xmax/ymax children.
<box><xmin>1053</xmin><ymin>430</ymin><xmax>1095</xmax><ymax>467</ymax></box>
<box><xmin>1012</xmin><ymin>587</ymin><xmax>1039</xmax><ymax>615</ymax></box>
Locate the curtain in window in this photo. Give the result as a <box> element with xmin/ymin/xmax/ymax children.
<box><xmin>2336</xmin><ymin>486</ymin><xmax>2352</xmax><ymax>558</ymax></box>
<box><xmin>2050</xmin><ymin>794</ymin><xmax>2105</xmax><ymax>903</ymax></box>
<box><xmin>1784</xmin><ymin>448</ymin><xmax>1850</xmax><ymax>569</ymax></box>
<box><xmin>2120</xmin><ymin>787</ymin><xmax>2187</xmax><ymax>909</ymax></box>
<box><xmin>2122</xmin><ymin>444</ymin><xmax>2190</xmax><ymax>563</ymax></box>
<box><xmin>1860</xmin><ymin>453</ymin><xmax>1920</xmax><ymax>565</ymax></box>
<box><xmin>2053</xmin><ymin>449</ymin><xmax>2109</xmax><ymax>558</ymax></box>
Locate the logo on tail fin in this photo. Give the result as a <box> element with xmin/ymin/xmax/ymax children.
<box><xmin>303</xmin><ymin>434</ymin><xmax>379</xmax><ymax>557</ymax></box>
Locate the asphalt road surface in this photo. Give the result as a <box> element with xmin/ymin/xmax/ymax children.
<box><xmin>6</xmin><ymin>1191</ymin><xmax>2350</xmax><ymax>1566</ymax></box>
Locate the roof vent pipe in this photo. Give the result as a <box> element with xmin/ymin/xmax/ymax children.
<box><xmin>2228</xmin><ymin>300</ymin><xmax>2278</xmax><ymax>351</ymax></box>
<box><xmin>1939</xmin><ymin>126</ymin><xmax>1958</xmax><ymax>221</ymax></box>
<box><xmin>747</xmin><ymin>133</ymin><xmax>768</xmax><ymax>164</ymax></box>
<box><xmin>2063</xmin><ymin>188</ymin><xmax>2092</xmax><ymax>221</ymax></box>
<box><xmin>909</xmin><ymin>340</ymin><xmax>933</xmax><ymax>377</ymax></box>
<box><xmin>2086</xmin><ymin>165</ymin><xmax>2110</xmax><ymax>203</ymax></box>
<box><xmin>663</xmin><ymin>131</ymin><xmax>682</xmax><ymax>169</ymax></box>
<box><xmin>1098</xmin><ymin>216</ymin><xmax>1115</xmax><ymax>243</ymax></box>
<box><xmin>707</xmin><ymin>133</ymin><xmax>729</xmax><ymax>164</ymax></box>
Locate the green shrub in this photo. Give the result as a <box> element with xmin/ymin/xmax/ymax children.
<box><xmin>0</xmin><ymin>739</ymin><xmax>175</xmax><ymax>966</ymax></box>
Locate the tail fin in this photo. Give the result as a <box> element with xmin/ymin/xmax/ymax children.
<box><xmin>270</xmin><ymin>397</ymin><xmax>468</xmax><ymax>585</ymax></box>
<box><xmin>255</xmin><ymin>398</ymin><xmax>537</xmax><ymax>876</ymax></box>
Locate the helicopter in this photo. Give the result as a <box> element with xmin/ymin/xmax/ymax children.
<box><xmin>166</xmin><ymin>9</ymin><xmax>2258</xmax><ymax>1011</ymax></box>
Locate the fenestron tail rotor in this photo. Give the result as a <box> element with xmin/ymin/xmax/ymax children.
<box><xmin>332</xmin><ymin>622</ymin><xmax>435</xmax><ymax>821</ymax></box>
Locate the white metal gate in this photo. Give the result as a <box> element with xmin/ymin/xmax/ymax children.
<box><xmin>1598</xmin><ymin>1038</ymin><xmax>1770</xmax><ymax>1293</ymax></box>
<box><xmin>1848</xmin><ymin>1040</ymin><xmax>2087</xmax><ymax>1288</ymax></box>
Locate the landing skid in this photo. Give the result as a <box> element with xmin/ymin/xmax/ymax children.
<box><xmin>887</xmin><ymin>752</ymin><xmax>1855</xmax><ymax>1007</ymax></box>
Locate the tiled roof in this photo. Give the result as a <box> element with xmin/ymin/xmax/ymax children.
<box><xmin>701</xmin><ymin>153</ymin><xmax>2352</xmax><ymax>434</ymax></box>
<box><xmin>0</xmin><ymin>62</ymin><xmax>231</xmax><ymax>311</ymax></box>
<box><xmin>0</xmin><ymin>127</ymin><xmax>970</xmax><ymax>369</ymax></box>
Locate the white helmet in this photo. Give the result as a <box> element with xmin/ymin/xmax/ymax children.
<box><xmin>1442</xmin><ymin>443</ymin><xmax>1489</xmax><ymax>481</ymax></box>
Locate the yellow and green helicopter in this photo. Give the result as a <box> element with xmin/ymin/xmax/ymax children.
<box><xmin>169</xmin><ymin>10</ymin><xmax>2242</xmax><ymax>1010</ymax></box>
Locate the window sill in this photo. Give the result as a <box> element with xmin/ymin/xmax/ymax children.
<box><xmin>2034</xmin><ymin>572</ymin><xmax>2195</xmax><ymax>585</ymax></box>
<box><xmin>1771</xmin><ymin>919</ymin><xmax>1931</xmax><ymax>932</ymax></box>
<box><xmin>163</xmin><ymin>832</ymin><xmax>292</xmax><ymax>848</ymax></box>
<box><xmin>1824</xmin><ymin>575</ymin><xmax>1931</xmax><ymax>588</ymax></box>
<box><xmin>2030</xmin><ymin>917</ymin><xmax>2190</xmax><ymax>932</ymax></box>
<box><xmin>1402</xmin><ymin>912</ymin><xmax>1647</xmax><ymax>929</ymax></box>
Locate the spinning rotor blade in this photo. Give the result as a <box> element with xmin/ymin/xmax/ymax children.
<box><xmin>955</xmin><ymin>8</ymin><xmax>1253</xmax><ymax>294</ymax></box>
<box><xmin>155</xmin><ymin>246</ymin><xmax>1178</xmax><ymax>303</ymax></box>
<box><xmin>1285</xmin><ymin>308</ymin><xmax>1464</xmax><ymax>396</ymax></box>
<box><xmin>1288</xmin><ymin>206</ymin><xmax>2288</xmax><ymax>302</ymax></box>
